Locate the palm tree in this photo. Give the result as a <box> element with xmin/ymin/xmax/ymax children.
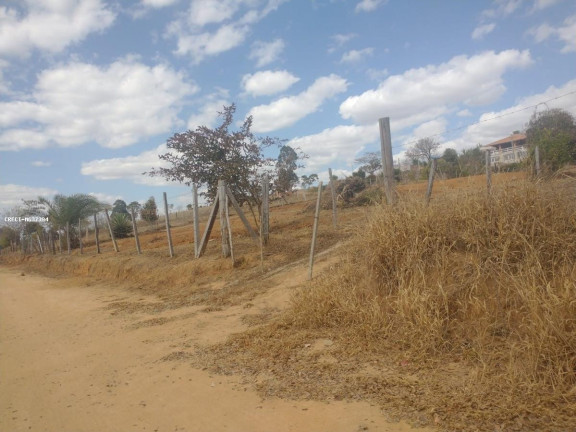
<box><xmin>33</xmin><ymin>194</ymin><xmax>103</xmax><ymax>252</ymax></box>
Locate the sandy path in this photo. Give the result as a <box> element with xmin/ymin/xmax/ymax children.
<box><xmin>0</xmin><ymin>268</ymin><xmax>428</xmax><ymax>432</ymax></box>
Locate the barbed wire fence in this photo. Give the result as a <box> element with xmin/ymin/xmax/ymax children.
<box><xmin>2</xmin><ymin>90</ymin><xmax>575</xmax><ymax>265</ymax></box>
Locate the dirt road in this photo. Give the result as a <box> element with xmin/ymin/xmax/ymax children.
<box><xmin>0</xmin><ymin>268</ymin><xmax>427</xmax><ymax>432</ymax></box>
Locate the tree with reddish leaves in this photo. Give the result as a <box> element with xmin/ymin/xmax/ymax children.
<box><xmin>147</xmin><ymin>104</ymin><xmax>283</xmax><ymax>220</ymax></box>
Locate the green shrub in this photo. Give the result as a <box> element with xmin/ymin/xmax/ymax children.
<box><xmin>111</xmin><ymin>213</ymin><xmax>133</xmax><ymax>238</ymax></box>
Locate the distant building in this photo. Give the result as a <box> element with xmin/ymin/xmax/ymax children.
<box><xmin>483</xmin><ymin>132</ymin><xmax>528</xmax><ymax>165</ymax></box>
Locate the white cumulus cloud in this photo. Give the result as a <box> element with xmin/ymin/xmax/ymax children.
<box><xmin>169</xmin><ymin>1</ymin><xmax>287</xmax><ymax>63</ymax></box>
<box><xmin>530</xmin><ymin>14</ymin><xmax>576</xmax><ymax>53</ymax></box>
<box><xmin>355</xmin><ymin>0</ymin><xmax>387</xmax><ymax>13</ymax></box>
<box><xmin>472</xmin><ymin>23</ymin><xmax>496</xmax><ymax>40</ymax></box>
<box><xmin>31</xmin><ymin>160</ymin><xmax>52</xmax><ymax>167</ymax></box>
<box><xmin>340</xmin><ymin>47</ymin><xmax>373</xmax><ymax>63</ymax></box>
<box><xmin>242</xmin><ymin>70</ymin><xmax>299</xmax><ymax>96</ymax></box>
<box><xmin>0</xmin><ymin>59</ymin><xmax>198</xmax><ymax>151</ymax></box>
<box><xmin>531</xmin><ymin>0</ymin><xmax>564</xmax><ymax>11</ymax></box>
<box><xmin>172</xmin><ymin>21</ymin><xmax>251</xmax><ymax>62</ymax></box>
<box><xmin>187</xmin><ymin>0</ymin><xmax>255</xmax><ymax>27</ymax></box>
<box><xmin>140</xmin><ymin>0</ymin><xmax>179</xmax><ymax>7</ymax></box>
<box><xmin>288</xmin><ymin>124</ymin><xmax>378</xmax><ymax>174</ymax></box>
<box><xmin>0</xmin><ymin>0</ymin><xmax>115</xmax><ymax>57</ymax></box>
<box><xmin>339</xmin><ymin>50</ymin><xmax>533</xmax><ymax>127</ymax></box>
<box><xmin>482</xmin><ymin>0</ymin><xmax>522</xmax><ymax>19</ymax></box>
<box><xmin>81</xmin><ymin>144</ymin><xmax>176</xmax><ymax>186</ymax></box>
<box><xmin>248</xmin><ymin>74</ymin><xmax>348</xmax><ymax>132</ymax></box>
<box><xmin>0</xmin><ymin>184</ymin><xmax>58</xmax><ymax>209</ymax></box>
<box><xmin>249</xmin><ymin>38</ymin><xmax>285</xmax><ymax>67</ymax></box>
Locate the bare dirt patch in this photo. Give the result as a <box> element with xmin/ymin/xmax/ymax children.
<box><xmin>0</xmin><ymin>268</ymin><xmax>427</xmax><ymax>432</ymax></box>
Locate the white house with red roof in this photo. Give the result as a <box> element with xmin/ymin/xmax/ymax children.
<box><xmin>483</xmin><ymin>132</ymin><xmax>528</xmax><ymax>165</ymax></box>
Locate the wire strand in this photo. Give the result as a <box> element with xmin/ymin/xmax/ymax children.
<box><xmin>391</xmin><ymin>89</ymin><xmax>576</xmax><ymax>151</ymax></box>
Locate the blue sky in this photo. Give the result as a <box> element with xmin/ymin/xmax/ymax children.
<box><xmin>1</xmin><ymin>0</ymin><xmax>575</xmax><ymax>211</ymax></box>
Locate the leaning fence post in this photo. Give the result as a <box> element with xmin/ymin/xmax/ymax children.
<box><xmin>36</xmin><ymin>233</ymin><xmax>44</xmax><ymax>254</ymax></box>
<box><xmin>328</xmin><ymin>168</ymin><xmax>338</xmax><ymax>228</ymax></box>
<box><xmin>104</xmin><ymin>209</ymin><xmax>119</xmax><ymax>252</ymax></box>
<box><xmin>225</xmin><ymin>193</ymin><xmax>235</xmax><ymax>263</ymax></box>
<box><xmin>131</xmin><ymin>208</ymin><xmax>141</xmax><ymax>254</ymax></box>
<box><xmin>226</xmin><ymin>186</ymin><xmax>259</xmax><ymax>241</ymax></box>
<box><xmin>192</xmin><ymin>184</ymin><xmax>200</xmax><ymax>258</ymax></box>
<box><xmin>308</xmin><ymin>181</ymin><xmax>323</xmax><ymax>281</ymax></box>
<box><xmin>198</xmin><ymin>195</ymin><xmax>219</xmax><ymax>257</ymax></box>
<box><xmin>163</xmin><ymin>192</ymin><xmax>174</xmax><ymax>257</ymax></box>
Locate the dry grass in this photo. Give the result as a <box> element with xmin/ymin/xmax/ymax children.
<box><xmin>284</xmin><ymin>178</ymin><xmax>576</xmax><ymax>429</ymax></box>
<box><xmin>192</xmin><ymin>177</ymin><xmax>576</xmax><ymax>431</ymax></box>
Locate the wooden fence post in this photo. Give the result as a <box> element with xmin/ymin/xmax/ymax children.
<box><xmin>36</xmin><ymin>233</ymin><xmax>44</xmax><ymax>254</ymax></box>
<box><xmin>379</xmin><ymin>117</ymin><xmax>396</xmax><ymax>205</ymax></box>
<box><xmin>535</xmin><ymin>145</ymin><xmax>541</xmax><ymax>177</ymax></box>
<box><xmin>49</xmin><ymin>231</ymin><xmax>55</xmax><ymax>254</ymax></box>
<box><xmin>308</xmin><ymin>181</ymin><xmax>323</xmax><ymax>281</ymax></box>
<box><xmin>198</xmin><ymin>195</ymin><xmax>219</xmax><ymax>257</ymax></box>
<box><xmin>328</xmin><ymin>168</ymin><xmax>338</xmax><ymax>228</ymax></box>
<box><xmin>163</xmin><ymin>192</ymin><xmax>174</xmax><ymax>257</ymax></box>
<box><xmin>425</xmin><ymin>158</ymin><xmax>438</xmax><ymax>206</ymax></box>
<box><xmin>218</xmin><ymin>181</ymin><xmax>231</xmax><ymax>258</ymax></box>
<box><xmin>225</xmin><ymin>186</ymin><xmax>259</xmax><ymax>242</ymax></box>
<box><xmin>58</xmin><ymin>231</ymin><xmax>62</xmax><ymax>254</ymax></box>
<box><xmin>485</xmin><ymin>150</ymin><xmax>492</xmax><ymax>195</ymax></box>
<box><xmin>66</xmin><ymin>221</ymin><xmax>71</xmax><ymax>255</ymax></box>
<box><xmin>94</xmin><ymin>213</ymin><xmax>100</xmax><ymax>254</ymax></box>
<box><xmin>131</xmin><ymin>208</ymin><xmax>141</xmax><ymax>254</ymax></box>
<box><xmin>261</xmin><ymin>175</ymin><xmax>269</xmax><ymax>245</ymax></box>
<box><xmin>104</xmin><ymin>209</ymin><xmax>119</xmax><ymax>252</ymax></box>
<box><xmin>225</xmin><ymin>194</ymin><xmax>234</xmax><ymax>263</ymax></box>
<box><xmin>78</xmin><ymin>219</ymin><xmax>83</xmax><ymax>254</ymax></box>
<box><xmin>192</xmin><ymin>184</ymin><xmax>200</xmax><ymax>258</ymax></box>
